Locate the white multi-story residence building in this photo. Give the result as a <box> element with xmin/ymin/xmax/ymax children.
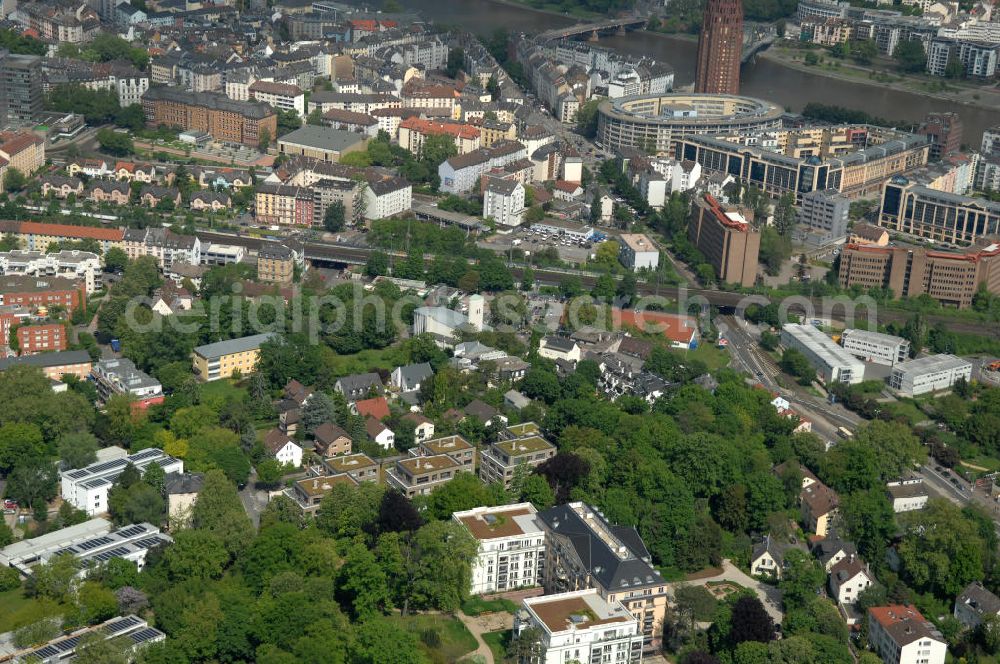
<box><xmin>61</xmin><ymin>448</ymin><xmax>183</xmax><ymax>516</ymax></box>
<box><xmin>483</xmin><ymin>178</ymin><xmax>525</xmax><ymax>227</ymax></box>
<box><xmin>0</xmin><ymin>249</ymin><xmax>101</xmax><ymax>294</ymax></box>
<box><xmin>122</xmin><ymin>228</ymin><xmax>202</xmax><ymax>269</ymax></box>
<box><xmin>249</xmin><ymin>80</ymin><xmax>306</xmax><ymax>118</ymax></box>
<box><xmin>514</xmin><ymin>589</ymin><xmax>644</xmax><ymax>664</ymax></box>
<box><xmin>453</xmin><ymin>503</ymin><xmax>547</xmax><ymax>595</ymax></box>
<box><xmin>867</xmin><ymin>605</ymin><xmax>946</xmax><ymax>664</ymax></box>
<box><xmin>363</xmin><ymin>176</ymin><xmax>412</xmax><ymax>220</ymax></box>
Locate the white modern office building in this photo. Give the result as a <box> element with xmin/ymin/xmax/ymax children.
<box><xmin>781</xmin><ymin>323</ymin><xmax>866</xmax><ymax>384</ymax></box>
<box><xmin>514</xmin><ymin>589</ymin><xmax>644</xmax><ymax>664</ymax></box>
<box><xmin>61</xmin><ymin>448</ymin><xmax>183</xmax><ymax>516</ymax></box>
<box><xmin>840</xmin><ymin>329</ymin><xmax>910</xmax><ymax>367</ymax></box>
<box><xmin>889</xmin><ymin>354</ymin><xmax>972</xmax><ymax>397</ymax></box>
<box><xmin>453</xmin><ymin>503</ymin><xmax>546</xmax><ymax>595</ymax></box>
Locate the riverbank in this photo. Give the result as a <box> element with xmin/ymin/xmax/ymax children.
<box><xmin>760</xmin><ymin>42</ymin><xmax>1000</xmax><ymax>114</ymax></box>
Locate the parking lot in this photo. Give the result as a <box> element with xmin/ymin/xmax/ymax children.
<box><xmin>479</xmin><ymin>225</ymin><xmax>610</xmax><ymax>265</ymax></box>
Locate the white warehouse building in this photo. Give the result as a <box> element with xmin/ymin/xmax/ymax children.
<box><xmin>889</xmin><ymin>354</ymin><xmax>972</xmax><ymax>397</ymax></box>
<box><xmin>840</xmin><ymin>328</ymin><xmax>910</xmax><ymax>367</ymax></box>
<box><xmin>61</xmin><ymin>448</ymin><xmax>183</xmax><ymax>516</ymax></box>
<box><xmin>781</xmin><ymin>323</ymin><xmax>865</xmax><ymax>385</ymax></box>
<box><xmin>453</xmin><ymin>503</ymin><xmax>546</xmax><ymax>595</ymax></box>
<box><xmin>515</xmin><ymin>589</ymin><xmax>644</xmax><ymax>664</ymax></box>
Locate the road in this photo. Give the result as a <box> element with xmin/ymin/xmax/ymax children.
<box><xmin>238</xmin><ymin>468</ymin><xmax>267</xmax><ymax>528</ymax></box>
<box><xmin>720</xmin><ymin>315</ymin><xmax>862</xmax><ymax>442</ymax></box>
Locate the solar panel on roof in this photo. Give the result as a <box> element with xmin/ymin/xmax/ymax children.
<box><xmin>129</xmin><ymin>449</ymin><xmax>161</xmax><ymax>462</ymax></box>
<box><xmin>65</xmin><ymin>469</ymin><xmax>88</xmax><ymax>479</ymax></box>
<box><xmin>33</xmin><ymin>645</ymin><xmax>61</xmax><ymax>658</ymax></box>
<box><xmin>84</xmin><ymin>458</ymin><xmax>128</xmax><ymax>476</ymax></box>
<box><xmin>104</xmin><ymin>615</ymin><xmax>141</xmax><ymax>635</ymax></box>
<box><xmin>133</xmin><ymin>536</ymin><xmax>165</xmax><ymax>549</ymax></box>
<box><xmin>76</xmin><ymin>536</ymin><xmax>114</xmax><ymax>551</ymax></box>
<box><xmin>91</xmin><ymin>546</ymin><xmax>130</xmax><ymax>562</ymax></box>
<box><xmin>116</xmin><ymin>525</ymin><xmax>148</xmax><ymax>538</ymax></box>
<box><xmin>129</xmin><ymin>628</ymin><xmax>164</xmax><ymax>645</ymax></box>
<box><xmin>54</xmin><ymin>635</ymin><xmax>82</xmax><ymax>652</ymax></box>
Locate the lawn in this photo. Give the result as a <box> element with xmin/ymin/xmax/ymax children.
<box><xmin>199</xmin><ymin>378</ymin><xmax>247</xmax><ymax>405</ymax></box>
<box><xmin>325</xmin><ymin>347</ymin><xmax>409</xmax><ymax>377</ymax></box>
<box><xmin>387</xmin><ymin>614</ymin><xmax>478</xmax><ymax>664</ymax></box>
<box><xmin>672</xmin><ymin>341</ymin><xmax>730</xmax><ymax>371</ymax></box>
<box><xmin>0</xmin><ymin>589</ymin><xmax>62</xmax><ymax>633</ymax></box>
<box><xmin>483</xmin><ymin>630</ymin><xmax>511</xmax><ymax>663</ymax></box>
<box><xmin>882</xmin><ymin>399</ymin><xmax>928</xmax><ymax>426</ymax></box>
<box><xmin>461</xmin><ymin>596</ymin><xmax>518</xmax><ymax>616</ymax></box>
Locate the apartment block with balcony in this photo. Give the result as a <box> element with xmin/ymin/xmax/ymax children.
<box><xmin>479</xmin><ymin>433</ymin><xmax>556</xmax><ymax>488</ymax></box>
<box><xmin>322</xmin><ymin>453</ymin><xmax>379</xmax><ymax>483</ymax></box>
<box><xmin>535</xmin><ymin>502</ymin><xmax>668</xmax><ymax>652</ymax></box>
<box><xmin>385</xmin><ymin>455</ymin><xmax>462</xmax><ymax>498</ymax></box>
<box><xmin>416</xmin><ymin>435</ymin><xmax>476</xmax><ymax>471</ymax></box>
<box><xmin>191</xmin><ymin>332</ymin><xmax>276</xmax><ymax>382</ymax></box>
<box><xmin>514</xmin><ymin>589</ymin><xmax>644</xmax><ymax>664</ymax></box>
<box><xmin>453</xmin><ymin>503</ymin><xmax>546</xmax><ymax>594</ymax></box>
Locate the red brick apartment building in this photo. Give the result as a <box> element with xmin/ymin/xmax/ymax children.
<box><xmin>17</xmin><ymin>323</ymin><xmax>67</xmax><ymax>354</ymax></box>
<box><xmin>0</xmin><ymin>275</ymin><xmax>86</xmax><ymax>313</ymax></box>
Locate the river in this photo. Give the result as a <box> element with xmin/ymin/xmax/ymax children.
<box><xmin>402</xmin><ymin>0</ymin><xmax>1000</xmax><ymax>142</ymax></box>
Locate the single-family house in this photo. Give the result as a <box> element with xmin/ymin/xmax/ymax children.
<box><xmin>463</xmin><ymin>399</ymin><xmax>507</xmax><ymax>427</ymax></box>
<box><xmin>750</xmin><ymin>534</ymin><xmax>788</xmax><ymax>579</ymax></box>
<box><xmin>366</xmin><ymin>417</ymin><xmax>395</xmax><ymax>449</ymax></box>
<box><xmin>334</xmin><ymin>372</ymin><xmax>383</xmax><ymax>401</ymax></box>
<box><xmin>886</xmin><ymin>478</ymin><xmax>929</xmax><ymax>513</ymax></box>
<box><xmin>313</xmin><ymin>422</ymin><xmax>351</xmax><ymax>457</ymax></box>
<box><xmin>829</xmin><ymin>554</ymin><xmax>874</xmax><ymax>605</ymax></box>
<box><xmin>263</xmin><ymin>428</ymin><xmax>303</xmax><ymax>468</ymax></box>
<box><xmin>812</xmin><ymin>535</ymin><xmax>857</xmax><ymax>572</ymax></box>
<box><xmin>390</xmin><ymin>362</ymin><xmax>433</xmax><ymax>393</ymax></box>
<box><xmin>955</xmin><ymin>581</ymin><xmax>1000</xmax><ymax>629</ymax></box>
<box><xmin>403</xmin><ymin>413</ymin><xmax>435</xmax><ymax>441</ymax></box>
<box><xmin>354</xmin><ymin>396</ymin><xmax>390</xmax><ymax>421</ymax></box>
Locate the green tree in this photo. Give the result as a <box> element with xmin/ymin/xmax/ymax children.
<box><xmin>258</xmin><ymin>127</ymin><xmax>272</xmax><ymax>151</ymax></box>
<box><xmin>338</xmin><ymin>543</ymin><xmax>392</xmax><ymax>619</ymax></box>
<box><xmin>406</xmin><ymin>520</ymin><xmax>478</xmax><ymax>612</ymax></box>
<box><xmin>96</xmin><ymin>129</ymin><xmax>134</xmax><ymax>157</ymax></box>
<box><xmin>894</xmin><ymin>39</ymin><xmax>927</xmax><ymax>73</ymax></box>
<box><xmin>898</xmin><ymin>498</ymin><xmax>985</xmax><ymax>597</ymax></box>
<box><xmin>323</xmin><ymin>201</ymin><xmax>346</xmax><ymax>232</ymax></box>
<box><xmin>162</xmin><ymin>530</ymin><xmax>229</xmax><ymax>582</ymax></box>
<box><xmin>779</xmin><ymin>549</ymin><xmax>826</xmax><ymax>609</ymax></box>
<box><xmin>3</xmin><ymin>168</ymin><xmax>27</xmax><ymax>192</ymax></box>
<box><xmin>58</xmin><ymin>431</ymin><xmax>99</xmax><ymax>470</ymax></box>
<box><xmin>191</xmin><ymin>470</ymin><xmax>253</xmax><ymax>557</ymax></box>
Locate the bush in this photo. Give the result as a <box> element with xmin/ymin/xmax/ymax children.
<box><xmin>0</xmin><ymin>566</ymin><xmax>21</xmax><ymax>591</ymax></box>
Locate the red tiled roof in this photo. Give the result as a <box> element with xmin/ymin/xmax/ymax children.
<box><xmin>19</xmin><ymin>222</ymin><xmax>124</xmax><ymax>242</ymax></box>
<box><xmin>613</xmin><ymin>308</ymin><xmax>698</xmax><ymax>345</ymax></box>
<box><xmin>355</xmin><ymin>396</ymin><xmax>390</xmax><ymax>421</ymax></box>
<box><xmin>399</xmin><ymin>117</ymin><xmax>479</xmax><ymax>140</ymax></box>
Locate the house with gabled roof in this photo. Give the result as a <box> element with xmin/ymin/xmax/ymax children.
<box><xmin>403</xmin><ymin>412</ymin><xmax>434</xmax><ymax>442</ymax></box>
<box><xmin>750</xmin><ymin>533</ymin><xmax>789</xmax><ymax>579</ymax></box>
<box><xmin>334</xmin><ymin>372</ymin><xmax>383</xmax><ymax>401</ymax></box>
<box><xmin>365</xmin><ymin>417</ymin><xmax>394</xmax><ymax>449</ymax></box>
<box><xmin>829</xmin><ymin>554</ymin><xmax>874</xmax><ymax>606</ymax></box>
<box><xmin>812</xmin><ymin>533</ymin><xmax>858</xmax><ymax>572</ymax></box>
<box><xmin>801</xmin><ymin>481</ymin><xmax>840</xmax><ymax>537</ymax></box>
<box><xmin>355</xmin><ymin>396</ymin><xmax>390</xmax><ymax>421</ymax></box>
<box><xmin>390</xmin><ymin>362</ymin><xmax>433</xmax><ymax>393</ymax></box>
<box><xmin>955</xmin><ymin>581</ymin><xmax>1000</xmax><ymax>629</ymax></box>
<box><xmin>263</xmin><ymin>428</ymin><xmax>303</xmax><ymax>468</ymax></box>
<box><xmin>313</xmin><ymin>422</ymin><xmax>351</xmax><ymax>457</ymax></box>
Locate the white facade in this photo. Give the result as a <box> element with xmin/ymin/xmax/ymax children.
<box><xmin>61</xmin><ymin>448</ymin><xmax>183</xmax><ymax>516</ymax></box>
<box><xmin>363</xmin><ymin>179</ymin><xmax>412</xmax><ymax>220</ymax></box>
<box><xmin>515</xmin><ymin>589</ymin><xmax>644</xmax><ymax>664</ymax></box>
<box><xmin>250</xmin><ymin>84</ymin><xmax>306</xmax><ymax>117</ymax></box>
<box><xmin>273</xmin><ymin>440</ymin><xmax>303</xmax><ymax>467</ymax></box>
<box><xmin>887</xmin><ymin>478</ymin><xmax>929</xmax><ymax>513</ymax></box>
<box><xmin>618</xmin><ymin>233</ymin><xmax>660</xmax><ymax>272</ymax></box>
<box><xmin>781</xmin><ymin>323</ymin><xmax>866</xmax><ymax>385</ymax></box>
<box><xmin>841</xmin><ymin>328</ymin><xmax>910</xmax><ymax>366</ymax></box>
<box><xmin>483</xmin><ymin>180</ymin><xmax>526</xmax><ymax>227</ymax></box>
<box><xmin>889</xmin><ymin>354</ymin><xmax>972</xmax><ymax>397</ymax></box>
<box><xmin>868</xmin><ymin>606</ymin><xmax>947</xmax><ymax>664</ymax></box>
<box><xmin>828</xmin><ymin>556</ymin><xmax>873</xmax><ymax>605</ymax></box>
<box><xmin>453</xmin><ymin>503</ymin><xmax>546</xmax><ymax>594</ymax></box>
<box><xmin>0</xmin><ymin>249</ymin><xmax>101</xmax><ymax>294</ymax></box>
<box><xmin>639</xmin><ymin>172</ymin><xmax>667</xmax><ymax>209</ymax></box>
